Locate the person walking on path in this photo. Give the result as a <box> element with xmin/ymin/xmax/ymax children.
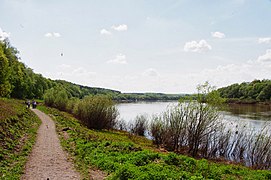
<box><xmin>32</xmin><ymin>100</ymin><xmax>37</xmax><ymax>109</ymax></box>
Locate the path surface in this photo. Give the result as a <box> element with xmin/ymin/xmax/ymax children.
<box><xmin>21</xmin><ymin>109</ymin><xmax>80</xmax><ymax>180</ymax></box>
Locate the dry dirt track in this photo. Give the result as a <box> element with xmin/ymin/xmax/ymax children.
<box><xmin>21</xmin><ymin>109</ymin><xmax>80</xmax><ymax>180</ymax></box>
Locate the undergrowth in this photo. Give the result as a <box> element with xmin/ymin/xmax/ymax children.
<box><xmin>0</xmin><ymin>98</ymin><xmax>41</xmax><ymax>179</ymax></box>
<box><xmin>38</xmin><ymin>105</ymin><xmax>271</xmax><ymax>180</ymax></box>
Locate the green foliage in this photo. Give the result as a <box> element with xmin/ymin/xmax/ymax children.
<box><xmin>44</xmin><ymin>86</ymin><xmax>69</xmax><ymax>110</ymax></box>
<box><xmin>130</xmin><ymin>115</ymin><xmax>148</xmax><ymax>136</ymax></box>
<box><xmin>114</xmin><ymin>92</ymin><xmax>185</xmax><ymax>102</ymax></box>
<box><xmin>0</xmin><ymin>99</ymin><xmax>40</xmax><ymax>179</ymax></box>
<box><xmin>0</xmin><ymin>44</ymin><xmax>11</xmax><ymax>97</ymax></box>
<box><xmin>218</xmin><ymin>79</ymin><xmax>271</xmax><ymax>103</ymax></box>
<box><xmin>151</xmin><ymin>82</ymin><xmax>224</xmax><ymax>157</ymax></box>
<box><xmin>75</xmin><ymin>95</ymin><xmax>119</xmax><ymax>130</ymax></box>
<box><xmin>44</xmin><ymin>89</ymin><xmax>119</xmax><ymax>130</ymax></box>
<box><xmin>39</xmin><ymin>105</ymin><xmax>271</xmax><ymax>180</ymax></box>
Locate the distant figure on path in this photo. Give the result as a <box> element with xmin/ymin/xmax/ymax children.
<box><xmin>32</xmin><ymin>100</ymin><xmax>37</xmax><ymax>109</ymax></box>
<box><xmin>26</xmin><ymin>100</ymin><xmax>31</xmax><ymax>108</ymax></box>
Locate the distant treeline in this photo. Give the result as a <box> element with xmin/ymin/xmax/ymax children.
<box><xmin>0</xmin><ymin>40</ymin><xmax>183</xmax><ymax>101</ymax></box>
<box><xmin>114</xmin><ymin>93</ymin><xmax>185</xmax><ymax>102</ymax></box>
<box><xmin>218</xmin><ymin>79</ymin><xmax>271</xmax><ymax>103</ymax></box>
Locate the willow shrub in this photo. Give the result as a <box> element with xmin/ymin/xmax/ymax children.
<box><xmin>44</xmin><ymin>87</ymin><xmax>69</xmax><ymax>111</ymax></box>
<box><xmin>74</xmin><ymin>95</ymin><xmax>119</xmax><ymax>130</ymax></box>
<box><xmin>130</xmin><ymin>115</ymin><xmax>148</xmax><ymax>136</ymax></box>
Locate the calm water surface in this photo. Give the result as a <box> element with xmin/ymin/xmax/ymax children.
<box><xmin>117</xmin><ymin>101</ymin><xmax>271</xmax><ymax>131</ymax></box>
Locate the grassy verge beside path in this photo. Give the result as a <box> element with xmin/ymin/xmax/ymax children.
<box><xmin>0</xmin><ymin>99</ymin><xmax>41</xmax><ymax>179</ymax></box>
<box><xmin>38</xmin><ymin>105</ymin><xmax>271</xmax><ymax>180</ymax></box>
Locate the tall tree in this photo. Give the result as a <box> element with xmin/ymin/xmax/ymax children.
<box><xmin>0</xmin><ymin>43</ymin><xmax>11</xmax><ymax>97</ymax></box>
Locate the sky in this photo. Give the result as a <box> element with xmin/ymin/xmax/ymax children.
<box><xmin>1</xmin><ymin>0</ymin><xmax>271</xmax><ymax>93</ymax></box>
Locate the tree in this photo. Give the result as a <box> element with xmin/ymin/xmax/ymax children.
<box><xmin>186</xmin><ymin>82</ymin><xmax>224</xmax><ymax>157</ymax></box>
<box><xmin>0</xmin><ymin>44</ymin><xmax>11</xmax><ymax>97</ymax></box>
<box><xmin>257</xmin><ymin>84</ymin><xmax>271</xmax><ymax>101</ymax></box>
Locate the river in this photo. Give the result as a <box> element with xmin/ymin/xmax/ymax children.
<box><xmin>117</xmin><ymin>101</ymin><xmax>271</xmax><ymax>131</ymax></box>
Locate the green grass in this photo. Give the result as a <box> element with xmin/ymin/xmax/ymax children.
<box><xmin>0</xmin><ymin>98</ymin><xmax>41</xmax><ymax>180</ymax></box>
<box><xmin>38</xmin><ymin>105</ymin><xmax>271</xmax><ymax>180</ymax></box>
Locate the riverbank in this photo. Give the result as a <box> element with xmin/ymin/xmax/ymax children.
<box><xmin>225</xmin><ymin>98</ymin><xmax>271</xmax><ymax>105</ymax></box>
<box><xmin>37</xmin><ymin>105</ymin><xmax>271</xmax><ymax>179</ymax></box>
<box><xmin>0</xmin><ymin>98</ymin><xmax>41</xmax><ymax>179</ymax></box>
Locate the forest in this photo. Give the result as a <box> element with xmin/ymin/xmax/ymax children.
<box><xmin>218</xmin><ymin>79</ymin><xmax>271</xmax><ymax>103</ymax></box>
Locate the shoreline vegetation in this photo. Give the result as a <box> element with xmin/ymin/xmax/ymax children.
<box><xmin>38</xmin><ymin>105</ymin><xmax>271</xmax><ymax>179</ymax></box>
<box><xmin>218</xmin><ymin>79</ymin><xmax>271</xmax><ymax>105</ymax></box>
<box><xmin>43</xmin><ymin>82</ymin><xmax>271</xmax><ymax>171</ymax></box>
<box><xmin>1</xmin><ymin>98</ymin><xmax>271</xmax><ymax>179</ymax></box>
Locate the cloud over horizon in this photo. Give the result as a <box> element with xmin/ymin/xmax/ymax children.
<box><xmin>0</xmin><ymin>28</ymin><xmax>10</xmax><ymax>41</ymax></box>
<box><xmin>211</xmin><ymin>31</ymin><xmax>225</xmax><ymax>39</ymax></box>
<box><xmin>111</xmin><ymin>24</ymin><xmax>128</xmax><ymax>31</ymax></box>
<box><xmin>257</xmin><ymin>49</ymin><xmax>271</xmax><ymax>62</ymax></box>
<box><xmin>258</xmin><ymin>37</ymin><xmax>271</xmax><ymax>44</ymax></box>
<box><xmin>143</xmin><ymin>68</ymin><xmax>159</xmax><ymax>77</ymax></box>
<box><xmin>107</xmin><ymin>54</ymin><xmax>127</xmax><ymax>64</ymax></box>
<box><xmin>44</xmin><ymin>32</ymin><xmax>61</xmax><ymax>38</ymax></box>
<box><xmin>184</xmin><ymin>40</ymin><xmax>212</xmax><ymax>53</ymax></box>
<box><xmin>100</xmin><ymin>29</ymin><xmax>112</xmax><ymax>35</ymax></box>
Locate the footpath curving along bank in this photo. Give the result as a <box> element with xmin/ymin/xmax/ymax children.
<box><xmin>21</xmin><ymin>109</ymin><xmax>80</xmax><ymax>180</ymax></box>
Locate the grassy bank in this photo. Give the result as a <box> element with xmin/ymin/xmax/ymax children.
<box><xmin>38</xmin><ymin>105</ymin><xmax>271</xmax><ymax>180</ymax></box>
<box><xmin>0</xmin><ymin>98</ymin><xmax>41</xmax><ymax>179</ymax></box>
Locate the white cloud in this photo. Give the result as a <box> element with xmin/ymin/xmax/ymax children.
<box><xmin>59</xmin><ymin>64</ymin><xmax>71</xmax><ymax>69</ymax></box>
<box><xmin>53</xmin><ymin>32</ymin><xmax>61</xmax><ymax>37</ymax></box>
<box><xmin>143</xmin><ymin>68</ymin><xmax>159</xmax><ymax>77</ymax></box>
<box><xmin>0</xmin><ymin>28</ymin><xmax>10</xmax><ymax>41</ymax></box>
<box><xmin>211</xmin><ymin>31</ymin><xmax>225</xmax><ymax>39</ymax></box>
<box><xmin>257</xmin><ymin>49</ymin><xmax>271</xmax><ymax>62</ymax></box>
<box><xmin>258</xmin><ymin>37</ymin><xmax>271</xmax><ymax>44</ymax></box>
<box><xmin>111</xmin><ymin>24</ymin><xmax>128</xmax><ymax>31</ymax></box>
<box><xmin>44</xmin><ymin>32</ymin><xmax>61</xmax><ymax>38</ymax></box>
<box><xmin>44</xmin><ymin>33</ymin><xmax>52</xmax><ymax>37</ymax></box>
<box><xmin>100</xmin><ymin>29</ymin><xmax>112</xmax><ymax>35</ymax></box>
<box><xmin>47</xmin><ymin>64</ymin><xmax>97</xmax><ymax>86</ymax></box>
<box><xmin>107</xmin><ymin>54</ymin><xmax>127</xmax><ymax>64</ymax></box>
<box><xmin>184</xmin><ymin>40</ymin><xmax>212</xmax><ymax>53</ymax></box>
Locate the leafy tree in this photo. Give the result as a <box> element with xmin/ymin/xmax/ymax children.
<box><xmin>218</xmin><ymin>79</ymin><xmax>271</xmax><ymax>102</ymax></box>
<box><xmin>0</xmin><ymin>44</ymin><xmax>11</xmax><ymax>97</ymax></box>
<box><xmin>257</xmin><ymin>84</ymin><xmax>271</xmax><ymax>101</ymax></box>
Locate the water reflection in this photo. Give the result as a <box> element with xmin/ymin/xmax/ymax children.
<box><xmin>224</xmin><ymin>104</ymin><xmax>271</xmax><ymax>121</ymax></box>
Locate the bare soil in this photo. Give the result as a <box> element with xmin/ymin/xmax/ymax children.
<box><xmin>21</xmin><ymin>109</ymin><xmax>81</xmax><ymax>180</ymax></box>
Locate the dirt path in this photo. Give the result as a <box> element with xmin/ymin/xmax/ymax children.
<box><xmin>21</xmin><ymin>109</ymin><xmax>80</xmax><ymax>180</ymax></box>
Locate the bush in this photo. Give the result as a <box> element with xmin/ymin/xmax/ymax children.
<box><xmin>130</xmin><ymin>115</ymin><xmax>148</xmax><ymax>136</ymax></box>
<box><xmin>75</xmin><ymin>95</ymin><xmax>119</xmax><ymax>130</ymax></box>
<box><xmin>66</xmin><ymin>97</ymin><xmax>80</xmax><ymax>114</ymax></box>
<box><xmin>44</xmin><ymin>86</ymin><xmax>68</xmax><ymax>110</ymax></box>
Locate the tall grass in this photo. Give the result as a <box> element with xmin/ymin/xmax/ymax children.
<box><xmin>149</xmin><ymin>103</ymin><xmax>271</xmax><ymax>169</ymax></box>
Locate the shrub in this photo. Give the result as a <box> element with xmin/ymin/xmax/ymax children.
<box><xmin>130</xmin><ymin>115</ymin><xmax>148</xmax><ymax>136</ymax></box>
<box><xmin>66</xmin><ymin>97</ymin><xmax>80</xmax><ymax>114</ymax></box>
<box><xmin>75</xmin><ymin>95</ymin><xmax>119</xmax><ymax>130</ymax></box>
<box><xmin>44</xmin><ymin>86</ymin><xmax>68</xmax><ymax>110</ymax></box>
<box><xmin>149</xmin><ymin>116</ymin><xmax>165</xmax><ymax>147</ymax></box>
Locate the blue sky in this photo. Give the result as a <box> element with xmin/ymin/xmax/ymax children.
<box><xmin>1</xmin><ymin>0</ymin><xmax>271</xmax><ymax>93</ymax></box>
